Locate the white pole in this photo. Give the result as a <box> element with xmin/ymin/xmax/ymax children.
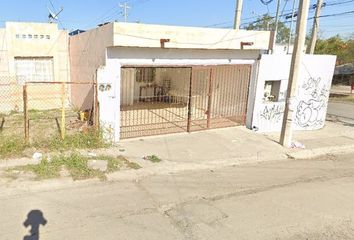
<box><xmin>234</xmin><ymin>0</ymin><xmax>244</xmax><ymax>30</ymax></box>
<box><xmin>287</xmin><ymin>0</ymin><xmax>297</xmax><ymax>54</ymax></box>
<box><xmin>280</xmin><ymin>0</ymin><xmax>311</xmax><ymax>147</ymax></box>
<box><xmin>308</xmin><ymin>0</ymin><xmax>323</xmax><ymax>54</ymax></box>
<box><xmin>271</xmin><ymin>0</ymin><xmax>282</xmax><ymax>53</ymax></box>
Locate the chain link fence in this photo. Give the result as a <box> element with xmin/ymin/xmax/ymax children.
<box><xmin>0</xmin><ymin>76</ymin><xmax>98</xmax><ymax>146</ymax></box>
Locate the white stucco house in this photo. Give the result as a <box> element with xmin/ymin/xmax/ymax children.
<box><xmin>69</xmin><ymin>22</ymin><xmax>336</xmax><ymax>142</ymax></box>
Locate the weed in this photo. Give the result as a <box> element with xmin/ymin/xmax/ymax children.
<box><xmin>125</xmin><ymin>161</ymin><xmax>142</xmax><ymax>169</ymax></box>
<box><xmin>33</xmin><ymin>129</ymin><xmax>108</xmax><ymax>151</ymax></box>
<box><xmin>8</xmin><ymin>153</ymin><xmax>141</xmax><ymax>181</ymax></box>
<box><xmin>0</xmin><ymin>136</ymin><xmax>26</xmax><ymax>158</ymax></box>
<box><xmin>144</xmin><ymin>155</ymin><xmax>162</xmax><ymax>163</ymax></box>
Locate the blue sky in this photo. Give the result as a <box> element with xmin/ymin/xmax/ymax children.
<box><xmin>0</xmin><ymin>0</ymin><xmax>353</xmax><ymax>38</ymax></box>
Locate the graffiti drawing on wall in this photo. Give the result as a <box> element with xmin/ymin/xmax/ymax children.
<box><xmin>295</xmin><ymin>77</ymin><xmax>329</xmax><ymax>128</ymax></box>
<box><xmin>260</xmin><ymin>104</ymin><xmax>284</xmax><ymax>123</ymax></box>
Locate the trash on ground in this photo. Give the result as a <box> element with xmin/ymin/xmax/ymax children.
<box><xmin>291</xmin><ymin>141</ymin><xmax>306</xmax><ymax>149</ymax></box>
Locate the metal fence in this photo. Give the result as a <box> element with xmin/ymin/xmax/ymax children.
<box><xmin>0</xmin><ymin>76</ymin><xmax>98</xmax><ymax>144</ymax></box>
<box><xmin>120</xmin><ymin>65</ymin><xmax>252</xmax><ymax>139</ymax></box>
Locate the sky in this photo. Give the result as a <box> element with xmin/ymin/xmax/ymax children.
<box><xmin>0</xmin><ymin>0</ymin><xmax>353</xmax><ymax>39</ymax></box>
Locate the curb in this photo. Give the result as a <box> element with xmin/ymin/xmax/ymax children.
<box><xmin>286</xmin><ymin>144</ymin><xmax>354</xmax><ymax>160</ymax></box>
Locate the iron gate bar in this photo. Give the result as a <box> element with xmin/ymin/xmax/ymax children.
<box><xmin>187</xmin><ymin>68</ymin><xmax>193</xmax><ymax>133</ymax></box>
<box><xmin>148</xmin><ymin>109</ymin><xmax>186</xmax><ymax>131</ymax></box>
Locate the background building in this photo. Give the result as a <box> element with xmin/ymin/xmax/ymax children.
<box><xmin>0</xmin><ymin>22</ymin><xmax>70</xmax><ymax>113</ymax></box>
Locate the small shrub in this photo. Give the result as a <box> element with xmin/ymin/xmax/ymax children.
<box><xmin>144</xmin><ymin>155</ymin><xmax>162</xmax><ymax>163</ymax></box>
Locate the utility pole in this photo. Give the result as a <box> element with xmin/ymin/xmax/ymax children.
<box><xmin>279</xmin><ymin>0</ymin><xmax>311</xmax><ymax>147</ymax></box>
<box><xmin>119</xmin><ymin>2</ymin><xmax>131</xmax><ymax>22</ymax></box>
<box><xmin>271</xmin><ymin>0</ymin><xmax>282</xmax><ymax>52</ymax></box>
<box><xmin>233</xmin><ymin>0</ymin><xmax>244</xmax><ymax>30</ymax></box>
<box><xmin>287</xmin><ymin>0</ymin><xmax>297</xmax><ymax>54</ymax></box>
<box><xmin>308</xmin><ymin>0</ymin><xmax>323</xmax><ymax>54</ymax></box>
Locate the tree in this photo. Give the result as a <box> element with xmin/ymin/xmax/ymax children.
<box><xmin>315</xmin><ymin>35</ymin><xmax>354</xmax><ymax>65</ymax></box>
<box><xmin>245</xmin><ymin>14</ymin><xmax>290</xmax><ymax>44</ymax></box>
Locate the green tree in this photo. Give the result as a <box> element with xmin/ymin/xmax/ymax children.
<box><xmin>245</xmin><ymin>14</ymin><xmax>290</xmax><ymax>44</ymax></box>
<box><xmin>315</xmin><ymin>35</ymin><xmax>354</xmax><ymax>65</ymax></box>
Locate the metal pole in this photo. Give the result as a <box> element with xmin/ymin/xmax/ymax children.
<box><xmin>287</xmin><ymin>0</ymin><xmax>297</xmax><ymax>54</ymax></box>
<box><xmin>61</xmin><ymin>82</ymin><xmax>66</xmax><ymax>139</ymax></box>
<box><xmin>187</xmin><ymin>68</ymin><xmax>193</xmax><ymax>133</ymax></box>
<box><xmin>206</xmin><ymin>68</ymin><xmax>214</xmax><ymax>128</ymax></box>
<box><xmin>308</xmin><ymin>0</ymin><xmax>323</xmax><ymax>54</ymax></box>
<box><xmin>280</xmin><ymin>0</ymin><xmax>311</xmax><ymax>147</ymax></box>
<box><xmin>234</xmin><ymin>0</ymin><xmax>244</xmax><ymax>30</ymax></box>
<box><xmin>271</xmin><ymin>0</ymin><xmax>282</xmax><ymax>53</ymax></box>
<box><xmin>23</xmin><ymin>84</ymin><xmax>29</xmax><ymax>144</ymax></box>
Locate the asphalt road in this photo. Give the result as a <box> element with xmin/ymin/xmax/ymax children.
<box><xmin>327</xmin><ymin>101</ymin><xmax>354</xmax><ymax>124</ymax></box>
<box><xmin>2</xmin><ymin>153</ymin><xmax>354</xmax><ymax>239</ymax></box>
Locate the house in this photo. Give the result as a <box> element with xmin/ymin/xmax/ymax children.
<box><xmin>69</xmin><ymin>22</ymin><xmax>336</xmax><ymax>142</ymax></box>
<box><xmin>0</xmin><ymin>22</ymin><xmax>70</xmax><ymax>113</ymax></box>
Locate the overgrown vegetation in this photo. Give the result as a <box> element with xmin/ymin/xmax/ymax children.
<box><xmin>144</xmin><ymin>155</ymin><xmax>162</xmax><ymax>163</ymax></box>
<box><xmin>9</xmin><ymin>153</ymin><xmax>141</xmax><ymax>181</ymax></box>
<box><xmin>33</xmin><ymin>129</ymin><xmax>108</xmax><ymax>151</ymax></box>
<box><xmin>0</xmin><ymin>136</ymin><xmax>26</xmax><ymax>158</ymax></box>
<box><xmin>0</xmin><ymin>129</ymin><xmax>108</xmax><ymax>159</ymax></box>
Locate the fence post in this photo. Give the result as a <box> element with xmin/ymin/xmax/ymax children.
<box><xmin>206</xmin><ymin>68</ymin><xmax>214</xmax><ymax>129</ymax></box>
<box><xmin>23</xmin><ymin>84</ymin><xmax>29</xmax><ymax>144</ymax></box>
<box><xmin>187</xmin><ymin>69</ymin><xmax>193</xmax><ymax>133</ymax></box>
<box><xmin>61</xmin><ymin>82</ymin><xmax>66</xmax><ymax>139</ymax></box>
<box><xmin>93</xmin><ymin>82</ymin><xmax>99</xmax><ymax>132</ymax></box>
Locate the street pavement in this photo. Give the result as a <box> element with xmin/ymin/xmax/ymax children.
<box><xmin>2</xmin><ymin>153</ymin><xmax>354</xmax><ymax>239</ymax></box>
<box><xmin>327</xmin><ymin>101</ymin><xmax>354</xmax><ymax>125</ymax></box>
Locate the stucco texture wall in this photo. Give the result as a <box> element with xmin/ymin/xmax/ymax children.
<box><xmin>69</xmin><ymin>23</ymin><xmax>114</xmax><ymax>110</ymax></box>
<box><xmin>113</xmin><ymin>22</ymin><xmax>271</xmax><ymax>50</ymax></box>
<box><xmin>250</xmin><ymin>54</ymin><xmax>336</xmax><ymax>132</ymax></box>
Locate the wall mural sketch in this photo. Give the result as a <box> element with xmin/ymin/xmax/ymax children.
<box><xmin>260</xmin><ymin>104</ymin><xmax>284</xmax><ymax>123</ymax></box>
<box><xmin>295</xmin><ymin>77</ymin><xmax>329</xmax><ymax>128</ymax></box>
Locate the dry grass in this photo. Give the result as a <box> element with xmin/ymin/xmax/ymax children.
<box><xmin>8</xmin><ymin>153</ymin><xmax>141</xmax><ymax>181</ymax></box>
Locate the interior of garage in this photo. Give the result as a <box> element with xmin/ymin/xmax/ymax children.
<box><xmin>120</xmin><ymin>65</ymin><xmax>251</xmax><ymax>139</ymax></box>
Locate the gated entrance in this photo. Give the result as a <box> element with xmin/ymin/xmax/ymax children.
<box><xmin>120</xmin><ymin>65</ymin><xmax>251</xmax><ymax>139</ymax></box>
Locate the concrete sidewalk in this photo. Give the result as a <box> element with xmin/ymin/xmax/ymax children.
<box><xmin>114</xmin><ymin>121</ymin><xmax>354</xmax><ymax>173</ymax></box>
<box><xmin>1</xmin><ymin>121</ymin><xmax>354</xmax><ymax>186</ymax></box>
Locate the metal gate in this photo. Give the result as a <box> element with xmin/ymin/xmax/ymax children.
<box><xmin>120</xmin><ymin>67</ymin><xmax>191</xmax><ymax>139</ymax></box>
<box><xmin>189</xmin><ymin>65</ymin><xmax>251</xmax><ymax>132</ymax></box>
<box><xmin>120</xmin><ymin>65</ymin><xmax>251</xmax><ymax>139</ymax></box>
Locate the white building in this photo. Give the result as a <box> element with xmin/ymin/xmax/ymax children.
<box><xmin>69</xmin><ymin>22</ymin><xmax>336</xmax><ymax>142</ymax></box>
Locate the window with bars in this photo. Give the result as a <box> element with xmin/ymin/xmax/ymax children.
<box><xmin>15</xmin><ymin>57</ymin><xmax>54</xmax><ymax>83</ymax></box>
<box><xmin>135</xmin><ymin>68</ymin><xmax>155</xmax><ymax>83</ymax></box>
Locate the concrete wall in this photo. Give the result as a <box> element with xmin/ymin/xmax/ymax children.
<box><xmin>0</xmin><ymin>22</ymin><xmax>69</xmax><ymax>113</ymax></box>
<box><xmin>249</xmin><ymin>54</ymin><xmax>337</xmax><ymax>132</ymax></box>
<box><xmin>113</xmin><ymin>22</ymin><xmax>271</xmax><ymax>50</ymax></box>
<box><xmin>69</xmin><ymin>23</ymin><xmax>114</xmax><ymax>110</ymax></box>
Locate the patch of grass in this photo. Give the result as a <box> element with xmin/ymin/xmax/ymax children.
<box><xmin>8</xmin><ymin>153</ymin><xmax>141</xmax><ymax>181</ymax></box>
<box><xmin>0</xmin><ymin>129</ymin><xmax>108</xmax><ymax>159</ymax></box>
<box><xmin>33</xmin><ymin>129</ymin><xmax>109</xmax><ymax>151</ymax></box>
<box><xmin>330</xmin><ymin>94</ymin><xmax>354</xmax><ymax>103</ymax></box>
<box><xmin>0</xmin><ymin>136</ymin><xmax>27</xmax><ymax>158</ymax></box>
<box><xmin>144</xmin><ymin>155</ymin><xmax>162</xmax><ymax>163</ymax></box>
<box><xmin>125</xmin><ymin>161</ymin><xmax>142</xmax><ymax>169</ymax></box>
